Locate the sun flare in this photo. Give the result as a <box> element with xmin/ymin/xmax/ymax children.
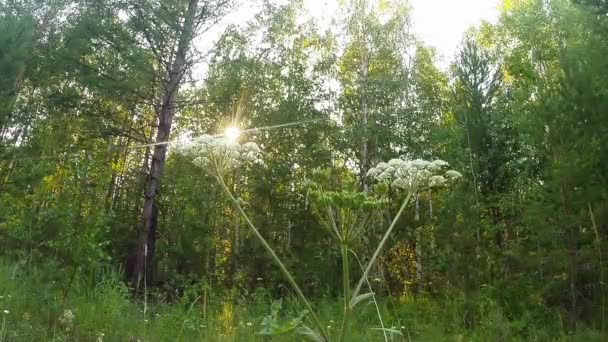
<box><xmin>224</xmin><ymin>126</ymin><xmax>241</xmax><ymax>141</ymax></box>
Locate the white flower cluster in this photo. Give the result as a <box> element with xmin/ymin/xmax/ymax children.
<box><xmin>367</xmin><ymin>158</ymin><xmax>461</xmax><ymax>192</ymax></box>
<box><xmin>175</xmin><ymin>135</ymin><xmax>262</xmax><ymax>178</ymax></box>
<box><xmin>59</xmin><ymin>308</ymin><xmax>75</xmax><ymax>326</ymax></box>
<box><xmin>445</xmin><ymin>170</ymin><xmax>462</xmax><ymax>180</ymax></box>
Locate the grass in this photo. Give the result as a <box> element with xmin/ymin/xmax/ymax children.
<box><xmin>0</xmin><ymin>258</ymin><xmax>605</xmax><ymax>341</ymax></box>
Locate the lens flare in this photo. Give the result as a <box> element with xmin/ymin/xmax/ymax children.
<box><xmin>224</xmin><ymin>126</ymin><xmax>241</xmax><ymax>141</ymax></box>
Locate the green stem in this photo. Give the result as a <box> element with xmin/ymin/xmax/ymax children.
<box><xmin>351</xmin><ymin>191</ymin><xmax>413</xmax><ymax>304</ymax></box>
<box><xmin>589</xmin><ymin>203</ymin><xmax>605</xmax><ymax>336</ymax></box>
<box><xmin>1</xmin><ymin>316</ymin><xmax>6</xmax><ymax>342</ymax></box>
<box><xmin>338</xmin><ymin>244</ymin><xmax>350</xmax><ymax>341</ymax></box>
<box><xmin>177</xmin><ymin>296</ymin><xmax>201</xmax><ymax>342</ymax></box>
<box><xmin>217</xmin><ymin>176</ymin><xmax>329</xmax><ymax>341</ymax></box>
<box><xmin>349</xmin><ymin>249</ymin><xmax>388</xmax><ymax>342</ymax></box>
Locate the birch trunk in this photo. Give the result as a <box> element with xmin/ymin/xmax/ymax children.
<box><xmin>359</xmin><ymin>56</ymin><xmax>370</xmax><ymax>192</ymax></box>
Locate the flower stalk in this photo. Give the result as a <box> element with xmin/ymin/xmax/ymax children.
<box><xmin>177</xmin><ymin>136</ymin><xmax>460</xmax><ymax>342</ymax></box>
<box><xmin>350</xmin><ymin>190</ymin><xmax>413</xmax><ymax>303</ymax></box>
<box><xmin>338</xmin><ymin>243</ymin><xmax>350</xmax><ymax>341</ymax></box>
<box><xmin>350</xmin><ymin>249</ymin><xmax>389</xmax><ymax>342</ymax></box>
<box><xmin>216</xmin><ymin>176</ymin><xmax>329</xmax><ymax>341</ymax></box>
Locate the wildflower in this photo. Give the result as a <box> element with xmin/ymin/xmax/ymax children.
<box><xmin>246</xmin><ymin>322</ymin><xmax>252</xmax><ymax>327</ymax></box>
<box><xmin>388</xmin><ymin>159</ymin><xmax>407</xmax><ymax>167</ymax></box>
<box><xmin>391</xmin><ymin>163</ymin><xmax>431</xmax><ymax>192</ymax></box>
<box><xmin>175</xmin><ymin>134</ymin><xmax>262</xmax><ymax>178</ymax></box>
<box><xmin>445</xmin><ymin>170</ymin><xmax>462</xmax><ymax>180</ymax></box>
<box><xmin>308</xmin><ymin>188</ymin><xmax>387</xmax><ymax>247</ymax></box>
<box><xmin>429</xmin><ymin>159</ymin><xmax>449</xmax><ymax>171</ymax></box>
<box><xmin>256</xmin><ymin>277</ymin><xmax>263</xmax><ymax>281</ymax></box>
<box><xmin>368</xmin><ymin>157</ymin><xmax>461</xmax><ymax>192</ymax></box>
<box><xmin>241</xmin><ymin>142</ymin><xmax>261</xmax><ymax>162</ymax></box>
<box><xmin>366</xmin><ymin>162</ymin><xmax>387</xmax><ymax>178</ymax></box>
<box><xmin>429</xmin><ymin>175</ymin><xmax>446</xmax><ymax>188</ymax></box>
<box><xmin>59</xmin><ymin>309</ymin><xmax>75</xmax><ymax>325</ymax></box>
<box><xmin>3</xmin><ymin>309</ymin><xmax>8</xmax><ymax>314</ymax></box>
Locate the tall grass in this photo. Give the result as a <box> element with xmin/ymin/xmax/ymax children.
<box><xmin>1</xmin><ymin>257</ymin><xmax>605</xmax><ymax>341</ymax></box>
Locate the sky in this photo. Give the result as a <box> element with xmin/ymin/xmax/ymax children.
<box><xmin>195</xmin><ymin>0</ymin><xmax>501</xmax><ymax>76</ymax></box>
<box><xmin>300</xmin><ymin>0</ymin><xmax>501</xmax><ymax>62</ymax></box>
<box><xmin>407</xmin><ymin>0</ymin><xmax>500</xmax><ymax>60</ymax></box>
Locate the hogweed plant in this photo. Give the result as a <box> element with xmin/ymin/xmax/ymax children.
<box><xmin>306</xmin><ymin>175</ymin><xmax>387</xmax><ymax>340</ymax></box>
<box><xmin>177</xmin><ymin>135</ymin><xmax>461</xmax><ymax>341</ymax></box>
<box><xmin>176</xmin><ymin>135</ymin><xmax>329</xmax><ymax>341</ymax></box>
<box><xmin>358</xmin><ymin>159</ymin><xmax>461</xmax><ymax>295</ymax></box>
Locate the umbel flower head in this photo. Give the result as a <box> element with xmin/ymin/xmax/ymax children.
<box><xmin>307</xmin><ymin>189</ymin><xmax>386</xmax><ymax>245</ymax></box>
<box><xmin>367</xmin><ymin>157</ymin><xmax>461</xmax><ymax>192</ymax></box>
<box><xmin>175</xmin><ymin>134</ymin><xmax>262</xmax><ymax>178</ymax></box>
<box><xmin>59</xmin><ymin>308</ymin><xmax>75</xmax><ymax>326</ymax></box>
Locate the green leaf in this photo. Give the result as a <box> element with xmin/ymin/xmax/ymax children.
<box><xmin>349</xmin><ymin>292</ymin><xmax>375</xmax><ymax>308</ymax></box>
<box><xmin>295</xmin><ymin>325</ymin><xmax>325</xmax><ymax>342</ymax></box>
<box><xmin>370</xmin><ymin>327</ymin><xmax>403</xmax><ymax>336</ymax></box>
<box><xmin>257</xmin><ymin>300</ymin><xmax>309</xmax><ymax>336</ymax></box>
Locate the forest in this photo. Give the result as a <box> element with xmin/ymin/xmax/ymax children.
<box><xmin>1</xmin><ymin>0</ymin><xmax>608</xmax><ymax>340</ymax></box>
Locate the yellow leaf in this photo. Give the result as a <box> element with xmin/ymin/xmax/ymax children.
<box><xmin>378</xmin><ymin>0</ymin><xmax>389</xmax><ymax>12</ymax></box>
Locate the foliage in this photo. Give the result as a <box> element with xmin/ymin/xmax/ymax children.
<box><xmin>0</xmin><ymin>0</ymin><xmax>607</xmax><ymax>339</ymax></box>
<box><xmin>0</xmin><ymin>258</ymin><xmax>605</xmax><ymax>341</ymax></box>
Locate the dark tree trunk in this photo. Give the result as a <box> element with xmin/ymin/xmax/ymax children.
<box><xmin>560</xmin><ymin>177</ymin><xmax>578</xmax><ymax>332</ymax></box>
<box><xmin>128</xmin><ymin>0</ymin><xmax>198</xmax><ymax>288</ymax></box>
<box><xmin>567</xmin><ymin>225</ymin><xmax>579</xmax><ymax>331</ymax></box>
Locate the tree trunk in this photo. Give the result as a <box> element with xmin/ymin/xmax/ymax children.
<box><xmin>104</xmin><ymin>137</ymin><xmax>122</xmax><ymax>212</ymax></box>
<box><xmin>567</xmin><ymin>225</ymin><xmax>579</xmax><ymax>331</ymax></box>
<box><xmin>560</xmin><ymin>177</ymin><xmax>577</xmax><ymax>331</ymax></box>
<box><xmin>230</xmin><ymin>172</ymin><xmax>241</xmax><ymax>287</ymax></box>
<box><xmin>416</xmin><ymin>228</ymin><xmax>423</xmax><ymax>293</ymax></box>
<box><xmin>129</xmin><ymin>0</ymin><xmax>198</xmax><ymax>287</ymax></box>
<box><xmin>359</xmin><ymin>55</ymin><xmax>370</xmax><ymax>192</ymax></box>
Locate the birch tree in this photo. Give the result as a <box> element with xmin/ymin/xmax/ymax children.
<box><xmin>337</xmin><ymin>0</ymin><xmax>414</xmax><ymax>191</ymax></box>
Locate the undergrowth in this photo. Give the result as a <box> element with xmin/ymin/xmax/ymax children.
<box><xmin>0</xmin><ymin>259</ymin><xmax>603</xmax><ymax>341</ymax></box>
